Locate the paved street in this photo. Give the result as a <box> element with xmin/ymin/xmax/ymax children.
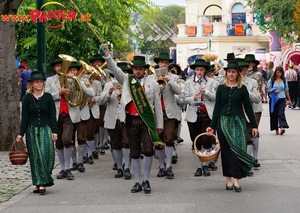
<box><xmin>0</xmin><ymin>103</ymin><xmax>300</xmax><ymax>213</ymax></box>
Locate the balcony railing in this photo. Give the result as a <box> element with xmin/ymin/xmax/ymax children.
<box><xmin>177</xmin><ymin>23</ymin><xmax>261</xmax><ymax>38</ymax></box>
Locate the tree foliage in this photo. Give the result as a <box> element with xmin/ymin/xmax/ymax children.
<box><xmin>138</xmin><ymin>5</ymin><xmax>185</xmax><ymax>55</ymax></box>
<box><xmin>16</xmin><ymin>0</ymin><xmax>156</xmax><ymax>74</ymax></box>
<box><xmin>248</xmin><ymin>0</ymin><xmax>299</xmax><ymax>42</ymax></box>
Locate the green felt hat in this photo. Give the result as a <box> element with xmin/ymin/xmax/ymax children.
<box><xmin>169</xmin><ymin>64</ymin><xmax>182</xmax><ymax>75</ymax></box>
<box><xmin>238</xmin><ymin>60</ymin><xmax>249</xmax><ymax>68</ymax></box>
<box><xmin>117</xmin><ymin>62</ymin><xmax>132</xmax><ymax>74</ymax></box>
<box><xmin>68</xmin><ymin>61</ymin><xmax>81</xmax><ymax>70</ymax></box>
<box><xmin>50</xmin><ymin>57</ymin><xmax>62</xmax><ymax>67</ymax></box>
<box><xmin>224</xmin><ymin>53</ymin><xmax>236</xmax><ymax>61</ymax></box>
<box><xmin>154</xmin><ymin>52</ymin><xmax>173</xmax><ymax>64</ymax></box>
<box><xmin>244</xmin><ymin>54</ymin><xmax>260</xmax><ymax>65</ymax></box>
<box><xmin>206</xmin><ymin>64</ymin><xmax>215</xmax><ymax>73</ymax></box>
<box><xmin>130</xmin><ymin>56</ymin><xmax>150</xmax><ymax>69</ymax></box>
<box><xmin>89</xmin><ymin>53</ymin><xmax>105</xmax><ymax>63</ymax></box>
<box><xmin>224</xmin><ymin>61</ymin><xmax>241</xmax><ymax>72</ymax></box>
<box><xmin>190</xmin><ymin>59</ymin><xmax>211</xmax><ymax>70</ymax></box>
<box><xmin>28</xmin><ymin>71</ymin><xmax>46</xmax><ymax>81</ymax></box>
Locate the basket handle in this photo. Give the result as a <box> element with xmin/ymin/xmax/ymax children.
<box><xmin>10</xmin><ymin>140</ymin><xmax>26</xmax><ymax>152</ymax></box>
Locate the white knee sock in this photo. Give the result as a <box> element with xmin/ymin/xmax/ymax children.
<box><xmin>57</xmin><ymin>149</ymin><xmax>65</xmax><ymax>170</ymax></box>
<box><xmin>156</xmin><ymin>149</ymin><xmax>165</xmax><ymax>169</ymax></box>
<box><xmin>143</xmin><ymin>156</ymin><xmax>153</xmax><ymax>181</ymax></box>
<box><xmin>71</xmin><ymin>145</ymin><xmax>77</xmax><ymax>163</ymax></box>
<box><xmin>64</xmin><ymin>147</ymin><xmax>72</xmax><ymax>170</ymax></box>
<box><xmin>252</xmin><ymin>137</ymin><xmax>259</xmax><ymax>159</ymax></box>
<box><xmin>194</xmin><ymin>153</ymin><xmax>202</xmax><ymax>169</ymax></box>
<box><xmin>132</xmin><ymin>158</ymin><xmax>141</xmax><ymax>184</ymax></box>
<box><xmin>122</xmin><ymin>148</ymin><xmax>131</xmax><ymax>169</ymax></box>
<box><xmin>78</xmin><ymin>144</ymin><xmax>86</xmax><ymax>164</ymax></box>
<box><xmin>113</xmin><ymin>149</ymin><xmax>123</xmax><ymax>169</ymax></box>
<box><xmin>165</xmin><ymin>146</ymin><xmax>173</xmax><ymax>169</ymax></box>
<box><xmin>87</xmin><ymin>140</ymin><xmax>94</xmax><ymax>156</ymax></box>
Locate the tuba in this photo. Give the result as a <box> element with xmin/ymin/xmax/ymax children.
<box><xmin>58</xmin><ymin>54</ymin><xmax>83</xmax><ymax>107</ymax></box>
<box><xmin>77</xmin><ymin>60</ymin><xmax>94</xmax><ymax>110</ymax></box>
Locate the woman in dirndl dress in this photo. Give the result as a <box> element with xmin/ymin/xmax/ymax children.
<box><xmin>206</xmin><ymin>61</ymin><xmax>259</xmax><ymax>192</ymax></box>
<box><xmin>16</xmin><ymin>71</ymin><xmax>57</xmax><ymax>195</ymax></box>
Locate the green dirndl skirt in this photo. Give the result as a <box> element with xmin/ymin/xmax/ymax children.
<box><xmin>26</xmin><ymin>125</ymin><xmax>55</xmax><ymax>187</ymax></box>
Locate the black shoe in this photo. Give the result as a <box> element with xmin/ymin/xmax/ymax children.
<box><xmin>166</xmin><ymin>167</ymin><xmax>174</xmax><ymax>179</ymax></box>
<box><xmin>83</xmin><ymin>156</ymin><xmax>88</xmax><ymax>164</ymax></box>
<box><xmin>131</xmin><ymin>182</ymin><xmax>142</xmax><ymax>193</ymax></box>
<box><xmin>157</xmin><ymin>168</ymin><xmax>166</xmax><ymax>177</ymax></box>
<box><xmin>115</xmin><ymin>169</ymin><xmax>124</xmax><ymax>178</ymax></box>
<box><xmin>208</xmin><ymin>162</ymin><xmax>218</xmax><ymax>171</ymax></box>
<box><xmin>78</xmin><ymin>163</ymin><xmax>85</xmax><ymax>172</ymax></box>
<box><xmin>88</xmin><ymin>155</ymin><xmax>94</xmax><ymax>164</ymax></box>
<box><xmin>226</xmin><ymin>184</ymin><xmax>233</xmax><ymax>190</ymax></box>
<box><xmin>172</xmin><ymin>155</ymin><xmax>178</xmax><ymax>164</ymax></box>
<box><xmin>234</xmin><ymin>185</ymin><xmax>242</xmax><ymax>192</ymax></box>
<box><xmin>65</xmin><ymin>169</ymin><xmax>74</xmax><ymax>180</ymax></box>
<box><xmin>112</xmin><ymin>163</ymin><xmax>118</xmax><ymax>170</ymax></box>
<box><xmin>247</xmin><ymin>171</ymin><xmax>253</xmax><ymax>176</ymax></box>
<box><xmin>70</xmin><ymin>162</ymin><xmax>78</xmax><ymax>171</ymax></box>
<box><xmin>99</xmin><ymin>147</ymin><xmax>105</xmax><ymax>155</ymax></box>
<box><xmin>253</xmin><ymin>159</ymin><xmax>260</xmax><ymax>167</ymax></box>
<box><xmin>202</xmin><ymin>166</ymin><xmax>210</xmax><ymax>176</ymax></box>
<box><xmin>56</xmin><ymin>170</ymin><xmax>66</xmax><ymax>179</ymax></box>
<box><xmin>142</xmin><ymin>180</ymin><xmax>151</xmax><ymax>194</ymax></box>
<box><xmin>92</xmin><ymin>151</ymin><xmax>99</xmax><ymax>159</ymax></box>
<box><xmin>104</xmin><ymin>142</ymin><xmax>110</xmax><ymax>150</ymax></box>
<box><xmin>124</xmin><ymin>168</ymin><xmax>131</xmax><ymax>180</ymax></box>
<box><xmin>177</xmin><ymin>137</ymin><xmax>184</xmax><ymax>143</ymax></box>
<box><xmin>194</xmin><ymin>168</ymin><xmax>202</xmax><ymax>177</ymax></box>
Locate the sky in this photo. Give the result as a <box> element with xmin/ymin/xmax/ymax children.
<box><xmin>151</xmin><ymin>0</ymin><xmax>185</xmax><ymax>6</ymax></box>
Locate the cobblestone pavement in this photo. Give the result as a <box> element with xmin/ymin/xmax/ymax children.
<box><xmin>0</xmin><ymin>152</ymin><xmax>59</xmax><ymax>204</ymax></box>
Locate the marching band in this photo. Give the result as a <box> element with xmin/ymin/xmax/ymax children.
<box><xmin>35</xmin><ymin>47</ymin><xmax>262</xmax><ymax>194</ymax></box>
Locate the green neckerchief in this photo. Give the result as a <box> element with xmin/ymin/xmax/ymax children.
<box><xmin>128</xmin><ymin>74</ymin><xmax>164</xmax><ymax>148</ymax></box>
<box><xmin>220</xmin><ymin>116</ymin><xmax>255</xmax><ymax>173</ymax></box>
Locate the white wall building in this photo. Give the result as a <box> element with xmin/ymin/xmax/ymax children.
<box><xmin>172</xmin><ymin>0</ymin><xmax>269</xmax><ymax>68</ymax></box>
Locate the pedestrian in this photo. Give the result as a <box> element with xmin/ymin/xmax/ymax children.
<box><xmin>104</xmin><ymin>47</ymin><xmax>163</xmax><ymax>194</ymax></box>
<box><xmin>266</xmin><ymin>66</ymin><xmax>292</xmax><ymax>135</ymax></box>
<box><xmin>17</xmin><ymin>65</ymin><xmax>31</xmax><ymax>101</ymax></box>
<box><xmin>16</xmin><ymin>71</ymin><xmax>58</xmax><ymax>195</ymax></box>
<box><xmin>206</xmin><ymin>61</ymin><xmax>259</xmax><ymax>192</ymax></box>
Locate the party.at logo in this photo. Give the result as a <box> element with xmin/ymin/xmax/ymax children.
<box><xmin>1</xmin><ymin>1</ymin><xmax>90</xmax><ymax>29</ymax></box>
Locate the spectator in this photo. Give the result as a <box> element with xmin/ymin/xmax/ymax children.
<box><xmin>17</xmin><ymin>65</ymin><xmax>31</xmax><ymax>101</ymax></box>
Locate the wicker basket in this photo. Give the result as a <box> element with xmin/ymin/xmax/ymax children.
<box><xmin>194</xmin><ymin>133</ymin><xmax>220</xmax><ymax>162</ymax></box>
<box><xmin>9</xmin><ymin>141</ymin><xmax>28</xmax><ymax>165</ymax></box>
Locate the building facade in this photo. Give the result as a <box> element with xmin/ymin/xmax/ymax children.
<box><xmin>172</xmin><ymin>0</ymin><xmax>269</xmax><ymax>68</ymax></box>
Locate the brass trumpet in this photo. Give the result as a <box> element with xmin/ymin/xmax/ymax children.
<box><xmin>157</xmin><ymin>72</ymin><xmax>166</xmax><ymax>90</ymax></box>
<box><xmin>95</xmin><ymin>62</ymin><xmax>108</xmax><ymax>79</ymax></box>
<box><xmin>58</xmin><ymin>54</ymin><xmax>83</xmax><ymax>107</ymax></box>
<box><xmin>147</xmin><ymin>66</ymin><xmax>155</xmax><ymax>76</ymax></box>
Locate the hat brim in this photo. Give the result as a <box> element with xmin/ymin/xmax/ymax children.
<box><xmin>89</xmin><ymin>58</ymin><xmax>105</xmax><ymax>63</ymax></box>
<box><xmin>190</xmin><ymin>64</ymin><xmax>211</xmax><ymax>70</ymax></box>
<box><xmin>28</xmin><ymin>78</ymin><xmax>46</xmax><ymax>82</ymax></box>
<box><xmin>245</xmin><ymin>60</ymin><xmax>260</xmax><ymax>66</ymax></box>
<box><xmin>154</xmin><ymin>58</ymin><xmax>173</xmax><ymax>64</ymax></box>
<box><xmin>130</xmin><ymin>64</ymin><xmax>150</xmax><ymax>69</ymax></box>
<box><xmin>224</xmin><ymin>67</ymin><xmax>242</xmax><ymax>72</ymax></box>
<box><xmin>50</xmin><ymin>60</ymin><xmax>62</xmax><ymax>67</ymax></box>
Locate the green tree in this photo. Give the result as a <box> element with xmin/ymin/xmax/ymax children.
<box><xmin>15</xmin><ymin>0</ymin><xmax>156</xmax><ymax>74</ymax></box>
<box><xmin>138</xmin><ymin>5</ymin><xmax>185</xmax><ymax>56</ymax></box>
<box><xmin>0</xmin><ymin>0</ymin><xmax>155</xmax><ymax>151</ymax></box>
<box><xmin>248</xmin><ymin>0</ymin><xmax>299</xmax><ymax>41</ymax></box>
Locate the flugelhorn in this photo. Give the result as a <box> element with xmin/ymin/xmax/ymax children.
<box><xmin>58</xmin><ymin>54</ymin><xmax>83</xmax><ymax>107</ymax></box>
<box><xmin>95</xmin><ymin>62</ymin><xmax>108</xmax><ymax>79</ymax></box>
